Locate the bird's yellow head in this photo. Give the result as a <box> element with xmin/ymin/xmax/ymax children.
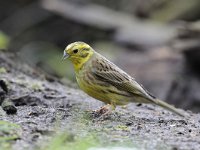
<box><xmin>63</xmin><ymin>42</ymin><xmax>94</xmax><ymax>71</ymax></box>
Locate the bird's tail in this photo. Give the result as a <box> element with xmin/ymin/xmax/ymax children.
<box><xmin>153</xmin><ymin>99</ymin><xmax>187</xmax><ymax>117</ymax></box>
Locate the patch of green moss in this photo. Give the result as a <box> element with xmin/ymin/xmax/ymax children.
<box><xmin>0</xmin><ymin>31</ymin><xmax>9</xmax><ymax>49</ymax></box>
<box><xmin>0</xmin><ymin>121</ymin><xmax>21</xmax><ymax>150</ymax></box>
<box><xmin>0</xmin><ymin>121</ymin><xmax>21</xmax><ymax>141</ymax></box>
<box><xmin>41</xmin><ymin>132</ymin><xmax>99</xmax><ymax>150</ymax></box>
<box><xmin>0</xmin><ymin>67</ymin><xmax>7</xmax><ymax>74</ymax></box>
<box><xmin>31</xmin><ymin>82</ymin><xmax>44</xmax><ymax>91</ymax></box>
<box><xmin>115</xmin><ymin>125</ymin><xmax>130</xmax><ymax>131</ymax></box>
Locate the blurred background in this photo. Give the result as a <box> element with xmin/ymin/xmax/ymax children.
<box><xmin>0</xmin><ymin>0</ymin><xmax>200</xmax><ymax>112</ymax></box>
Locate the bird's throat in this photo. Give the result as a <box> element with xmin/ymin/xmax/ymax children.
<box><xmin>73</xmin><ymin>53</ymin><xmax>93</xmax><ymax>72</ymax></box>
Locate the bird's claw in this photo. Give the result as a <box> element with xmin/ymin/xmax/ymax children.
<box><xmin>94</xmin><ymin>106</ymin><xmax>109</xmax><ymax>114</ymax></box>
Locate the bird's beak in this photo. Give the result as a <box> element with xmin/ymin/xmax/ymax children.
<box><xmin>62</xmin><ymin>51</ymin><xmax>69</xmax><ymax>60</ymax></box>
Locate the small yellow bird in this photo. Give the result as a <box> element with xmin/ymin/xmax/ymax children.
<box><xmin>63</xmin><ymin>41</ymin><xmax>185</xmax><ymax>117</ymax></box>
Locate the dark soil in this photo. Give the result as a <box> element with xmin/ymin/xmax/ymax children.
<box><xmin>0</xmin><ymin>51</ymin><xmax>200</xmax><ymax>150</ymax></box>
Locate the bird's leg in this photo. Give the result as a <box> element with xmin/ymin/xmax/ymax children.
<box><xmin>94</xmin><ymin>103</ymin><xmax>116</xmax><ymax>115</ymax></box>
<box><xmin>102</xmin><ymin>103</ymin><xmax>116</xmax><ymax>116</ymax></box>
<box><xmin>94</xmin><ymin>104</ymin><xmax>111</xmax><ymax>114</ymax></box>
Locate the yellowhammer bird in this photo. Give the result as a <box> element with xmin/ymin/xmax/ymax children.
<box><xmin>63</xmin><ymin>41</ymin><xmax>185</xmax><ymax>117</ymax></box>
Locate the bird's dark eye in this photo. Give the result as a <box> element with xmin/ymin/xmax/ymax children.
<box><xmin>73</xmin><ymin>49</ymin><xmax>78</xmax><ymax>53</ymax></box>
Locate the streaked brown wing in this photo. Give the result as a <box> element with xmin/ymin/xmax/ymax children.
<box><xmin>91</xmin><ymin>56</ymin><xmax>154</xmax><ymax>100</ymax></box>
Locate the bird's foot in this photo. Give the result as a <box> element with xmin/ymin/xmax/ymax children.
<box><xmin>91</xmin><ymin>103</ymin><xmax>117</xmax><ymax>120</ymax></box>
<box><xmin>93</xmin><ymin>104</ymin><xmax>112</xmax><ymax>114</ymax></box>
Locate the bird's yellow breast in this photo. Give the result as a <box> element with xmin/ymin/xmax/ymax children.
<box><xmin>76</xmin><ymin>73</ymin><xmax>130</xmax><ymax>105</ymax></box>
<box><xmin>74</xmin><ymin>52</ymin><xmax>131</xmax><ymax>106</ymax></box>
<box><xmin>76</xmin><ymin>75</ymin><xmax>110</xmax><ymax>104</ymax></box>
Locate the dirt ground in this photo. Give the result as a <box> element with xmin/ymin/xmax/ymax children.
<box><xmin>0</xmin><ymin>51</ymin><xmax>200</xmax><ymax>150</ymax></box>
